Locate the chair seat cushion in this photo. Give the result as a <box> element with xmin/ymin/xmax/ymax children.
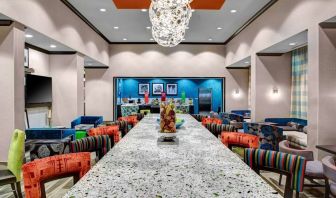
<box><xmin>330</xmin><ymin>181</ymin><xmax>336</xmax><ymax>196</ymax></box>
<box><xmin>0</xmin><ymin>169</ymin><xmax>16</xmax><ymax>184</ymax></box>
<box><xmin>305</xmin><ymin>161</ymin><xmax>324</xmax><ymax>178</ymax></box>
<box><xmin>283</xmin><ymin>131</ymin><xmax>307</xmax><ymax>148</ymax></box>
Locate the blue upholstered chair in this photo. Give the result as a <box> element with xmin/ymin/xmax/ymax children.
<box><xmin>231</xmin><ymin>110</ymin><xmax>251</xmax><ymax>117</ymax></box>
<box><xmin>264</xmin><ymin>118</ymin><xmax>307</xmax><ymax>127</ymax></box>
<box><xmin>71</xmin><ymin>116</ymin><xmax>103</xmax><ymax>129</ymax></box>
<box><xmin>25</xmin><ymin>128</ymin><xmax>76</xmax><ymax>140</ymax></box>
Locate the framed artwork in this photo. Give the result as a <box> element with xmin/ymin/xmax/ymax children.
<box><xmin>24</xmin><ymin>47</ymin><xmax>29</xmax><ymax>67</ymax></box>
<box><xmin>138</xmin><ymin>83</ymin><xmax>150</xmax><ymax>95</ymax></box>
<box><xmin>152</xmin><ymin>83</ymin><xmax>164</xmax><ymax>95</ymax></box>
<box><xmin>166</xmin><ymin>83</ymin><xmax>178</xmax><ymax>95</ymax></box>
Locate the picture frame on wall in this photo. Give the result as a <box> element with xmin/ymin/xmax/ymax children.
<box><xmin>138</xmin><ymin>83</ymin><xmax>150</xmax><ymax>95</ymax></box>
<box><xmin>152</xmin><ymin>83</ymin><xmax>164</xmax><ymax>95</ymax></box>
<box><xmin>166</xmin><ymin>83</ymin><xmax>178</xmax><ymax>95</ymax></box>
<box><xmin>24</xmin><ymin>47</ymin><xmax>29</xmax><ymax>67</ymax></box>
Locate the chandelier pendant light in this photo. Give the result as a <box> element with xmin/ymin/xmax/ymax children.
<box><xmin>149</xmin><ymin>0</ymin><xmax>193</xmax><ymax>47</ymax></box>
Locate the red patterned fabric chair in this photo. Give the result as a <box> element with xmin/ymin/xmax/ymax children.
<box><xmin>201</xmin><ymin>117</ymin><xmax>222</xmax><ymax>126</ymax></box>
<box><xmin>118</xmin><ymin>115</ymin><xmax>139</xmax><ymax>127</ymax></box>
<box><xmin>221</xmin><ymin>132</ymin><xmax>259</xmax><ymax>149</ymax></box>
<box><xmin>89</xmin><ymin>126</ymin><xmax>121</xmax><ymax>144</ymax></box>
<box><xmin>22</xmin><ymin>152</ymin><xmax>91</xmax><ymax>198</ymax></box>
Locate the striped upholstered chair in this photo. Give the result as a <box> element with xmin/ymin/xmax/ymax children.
<box><xmin>22</xmin><ymin>153</ymin><xmax>91</xmax><ymax>198</ymax></box>
<box><xmin>118</xmin><ymin>115</ymin><xmax>139</xmax><ymax>128</ymax></box>
<box><xmin>70</xmin><ymin>135</ymin><xmax>111</xmax><ymax>161</ymax></box>
<box><xmin>89</xmin><ymin>126</ymin><xmax>121</xmax><ymax>144</ymax></box>
<box><xmin>244</xmin><ymin>148</ymin><xmax>306</xmax><ymax>198</ymax></box>
<box><xmin>204</xmin><ymin>123</ymin><xmax>237</xmax><ymax>138</ymax></box>
<box><xmin>191</xmin><ymin>114</ymin><xmax>207</xmax><ymax>122</ymax></box>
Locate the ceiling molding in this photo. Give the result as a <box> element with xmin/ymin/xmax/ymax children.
<box><xmin>320</xmin><ymin>22</ymin><xmax>336</xmax><ymax>29</ymax></box>
<box><xmin>61</xmin><ymin>0</ymin><xmax>278</xmax><ymax>45</ymax></box>
<box><xmin>0</xmin><ymin>20</ymin><xmax>13</xmax><ymax>26</ymax></box>
<box><xmin>226</xmin><ymin>66</ymin><xmax>250</xmax><ymax>70</ymax></box>
<box><xmin>84</xmin><ymin>66</ymin><xmax>109</xmax><ymax>69</ymax></box>
<box><xmin>256</xmin><ymin>52</ymin><xmax>284</xmax><ymax>56</ymax></box>
<box><xmin>112</xmin><ymin>0</ymin><xmax>225</xmax><ymax>10</ymax></box>
<box><xmin>223</xmin><ymin>0</ymin><xmax>278</xmax><ymax>45</ymax></box>
<box><xmin>25</xmin><ymin>43</ymin><xmax>77</xmax><ymax>55</ymax></box>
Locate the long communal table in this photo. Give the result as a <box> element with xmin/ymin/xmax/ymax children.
<box><xmin>64</xmin><ymin>114</ymin><xmax>281</xmax><ymax>198</ymax></box>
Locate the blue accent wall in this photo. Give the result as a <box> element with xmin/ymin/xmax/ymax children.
<box><xmin>116</xmin><ymin>78</ymin><xmax>224</xmax><ymax>114</ymax></box>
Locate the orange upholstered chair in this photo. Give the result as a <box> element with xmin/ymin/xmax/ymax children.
<box><xmin>201</xmin><ymin>117</ymin><xmax>222</xmax><ymax>126</ymax></box>
<box><xmin>221</xmin><ymin>132</ymin><xmax>259</xmax><ymax>149</ymax></box>
<box><xmin>22</xmin><ymin>152</ymin><xmax>91</xmax><ymax>198</ymax></box>
<box><xmin>118</xmin><ymin>115</ymin><xmax>139</xmax><ymax>127</ymax></box>
<box><xmin>89</xmin><ymin>125</ymin><xmax>121</xmax><ymax>143</ymax></box>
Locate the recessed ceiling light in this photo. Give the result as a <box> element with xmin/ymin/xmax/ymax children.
<box><xmin>182</xmin><ymin>38</ymin><xmax>186</xmax><ymax>41</ymax></box>
<box><xmin>289</xmin><ymin>42</ymin><xmax>297</xmax><ymax>46</ymax></box>
<box><xmin>146</xmin><ymin>26</ymin><xmax>151</xmax><ymax>30</ymax></box>
<box><xmin>217</xmin><ymin>27</ymin><xmax>223</xmax><ymax>30</ymax></box>
<box><xmin>100</xmin><ymin>8</ymin><xmax>107</xmax><ymax>12</ymax></box>
<box><xmin>123</xmin><ymin>38</ymin><xmax>128</xmax><ymax>41</ymax></box>
<box><xmin>25</xmin><ymin>34</ymin><xmax>33</xmax><ymax>38</ymax></box>
<box><xmin>141</xmin><ymin>9</ymin><xmax>147</xmax><ymax>12</ymax></box>
<box><xmin>244</xmin><ymin>61</ymin><xmax>250</xmax><ymax>64</ymax></box>
<box><xmin>150</xmin><ymin>38</ymin><xmax>154</xmax><ymax>41</ymax></box>
<box><xmin>50</xmin><ymin>44</ymin><xmax>57</xmax><ymax>48</ymax></box>
<box><xmin>230</xmin><ymin>9</ymin><xmax>237</xmax><ymax>13</ymax></box>
<box><xmin>113</xmin><ymin>26</ymin><xmax>119</xmax><ymax>30</ymax></box>
<box><xmin>208</xmin><ymin>38</ymin><xmax>213</xmax><ymax>41</ymax></box>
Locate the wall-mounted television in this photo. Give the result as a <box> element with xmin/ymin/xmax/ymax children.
<box><xmin>25</xmin><ymin>74</ymin><xmax>52</xmax><ymax>105</ymax></box>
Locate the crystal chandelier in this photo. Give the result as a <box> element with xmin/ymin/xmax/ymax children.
<box><xmin>149</xmin><ymin>0</ymin><xmax>193</xmax><ymax>47</ymax></box>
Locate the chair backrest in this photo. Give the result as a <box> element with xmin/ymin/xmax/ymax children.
<box><xmin>259</xmin><ymin>125</ymin><xmax>283</xmax><ymax>151</ymax></box>
<box><xmin>191</xmin><ymin>114</ymin><xmax>207</xmax><ymax>122</ymax></box>
<box><xmin>71</xmin><ymin>116</ymin><xmax>104</xmax><ymax>128</ymax></box>
<box><xmin>243</xmin><ymin>122</ymin><xmax>260</xmax><ymax>136</ymax></box>
<box><xmin>228</xmin><ymin>113</ymin><xmax>244</xmax><ymax>122</ymax></box>
<box><xmin>103</xmin><ymin>120</ymin><xmax>129</xmax><ymax>137</ymax></box>
<box><xmin>70</xmin><ymin>135</ymin><xmax>111</xmax><ymax>160</ymax></box>
<box><xmin>244</xmin><ymin>148</ymin><xmax>306</xmax><ymax>193</ymax></box>
<box><xmin>322</xmin><ymin>156</ymin><xmax>336</xmax><ymax>183</ymax></box>
<box><xmin>118</xmin><ymin>115</ymin><xmax>138</xmax><ymax>126</ymax></box>
<box><xmin>205</xmin><ymin>123</ymin><xmax>236</xmax><ymax>137</ymax></box>
<box><xmin>22</xmin><ymin>152</ymin><xmax>91</xmax><ymax>198</ymax></box>
<box><xmin>279</xmin><ymin>140</ymin><xmax>314</xmax><ymax>161</ymax></box>
<box><xmin>221</xmin><ymin>132</ymin><xmax>259</xmax><ymax>149</ymax></box>
<box><xmin>201</xmin><ymin>117</ymin><xmax>222</xmax><ymax>126</ymax></box>
<box><xmin>89</xmin><ymin>126</ymin><xmax>120</xmax><ymax>144</ymax></box>
<box><xmin>7</xmin><ymin>129</ymin><xmax>25</xmax><ymax>181</ymax></box>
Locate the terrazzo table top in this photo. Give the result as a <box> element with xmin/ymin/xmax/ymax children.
<box><xmin>64</xmin><ymin>114</ymin><xmax>281</xmax><ymax>198</ymax></box>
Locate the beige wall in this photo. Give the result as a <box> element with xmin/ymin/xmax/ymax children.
<box><xmin>28</xmin><ymin>48</ymin><xmax>50</xmax><ymax>76</ymax></box>
<box><xmin>50</xmin><ymin>54</ymin><xmax>84</xmax><ymax>127</ymax></box>
<box><xmin>0</xmin><ymin>0</ymin><xmax>109</xmax><ymax>66</ymax></box>
<box><xmin>85</xmin><ymin>44</ymin><xmax>249</xmax><ymax>120</ymax></box>
<box><xmin>253</xmin><ymin>54</ymin><xmax>292</xmax><ymax>121</ymax></box>
<box><xmin>0</xmin><ymin>24</ymin><xmax>25</xmax><ymax>162</ymax></box>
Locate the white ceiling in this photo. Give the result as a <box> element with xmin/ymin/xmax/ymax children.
<box><xmin>66</xmin><ymin>0</ymin><xmax>273</xmax><ymax>43</ymax></box>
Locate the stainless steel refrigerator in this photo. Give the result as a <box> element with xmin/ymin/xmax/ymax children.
<box><xmin>198</xmin><ymin>88</ymin><xmax>212</xmax><ymax>114</ymax></box>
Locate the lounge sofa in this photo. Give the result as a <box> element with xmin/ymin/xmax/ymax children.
<box><xmin>264</xmin><ymin>117</ymin><xmax>308</xmax><ymax>148</ymax></box>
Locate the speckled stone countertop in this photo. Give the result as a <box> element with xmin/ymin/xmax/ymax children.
<box><xmin>64</xmin><ymin>114</ymin><xmax>281</xmax><ymax>198</ymax></box>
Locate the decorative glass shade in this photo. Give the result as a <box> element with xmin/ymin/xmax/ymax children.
<box><xmin>149</xmin><ymin>0</ymin><xmax>193</xmax><ymax>47</ymax></box>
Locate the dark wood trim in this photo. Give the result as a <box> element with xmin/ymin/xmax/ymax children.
<box><xmin>60</xmin><ymin>0</ymin><xmax>111</xmax><ymax>43</ymax></box>
<box><xmin>61</xmin><ymin>0</ymin><xmax>277</xmax><ymax>46</ymax></box>
<box><xmin>25</xmin><ymin>43</ymin><xmax>76</xmax><ymax>55</ymax></box>
<box><xmin>256</xmin><ymin>52</ymin><xmax>284</xmax><ymax>56</ymax></box>
<box><xmin>320</xmin><ymin>22</ymin><xmax>336</xmax><ymax>29</ymax></box>
<box><xmin>84</xmin><ymin>66</ymin><xmax>109</xmax><ymax>69</ymax></box>
<box><xmin>226</xmin><ymin>66</ymin><xmax>250</xmax><ymax>69</ymax></box>
<box><xmin>0</xmin><ymin>20</ymin><xmax>13</xmax><ymax>26</ymax></box>
<box><xmin>223</xmin><ymin>0</ymin><xmax>278</xmax><ymax>45</ymax></box>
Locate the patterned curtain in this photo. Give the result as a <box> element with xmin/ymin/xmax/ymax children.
<box><xmin>290</xmin><ymin>46</ymin><xmax>308</xmax><ymax>119</ymax></box>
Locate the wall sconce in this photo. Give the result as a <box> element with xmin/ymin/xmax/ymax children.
<box><xmin>234</xmin><ymin>89</ymin><xmax>240</xmax><ymax>95</ymax></box>
<box><xmin>273</xmin><ymin>87</ymin><xmax>279</xmax><ymax>94</ymax></box>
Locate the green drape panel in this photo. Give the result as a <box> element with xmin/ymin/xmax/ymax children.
<box><xmin>290</xmin><ymin>46</ymin><xmax>308</xmax><ymax>119</ymax></box>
